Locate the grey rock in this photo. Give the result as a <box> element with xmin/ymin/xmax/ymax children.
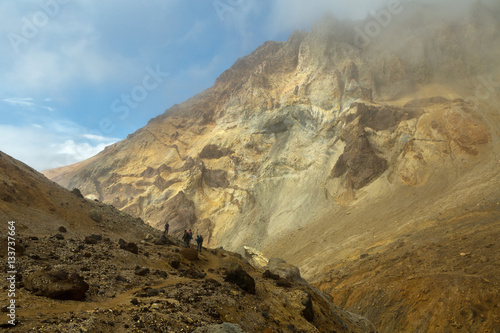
<box><xmin>224</xmin><ymin>268</ymin><xmax>255</xmax><ymax>294</ymax></box>
<box><xmin>192</xmin><ymin>322</ymin><xmax>246</xmax><ymax>333</ymax></box>
<box><xmin>264</xmin><ymin>258</ymin><xmax>303</xmax><ymax>282</ymax></box>
<box><xmin>90</xmin><ymin>209</ymin><xmax>102</xmax><ymax>222</ymax></box>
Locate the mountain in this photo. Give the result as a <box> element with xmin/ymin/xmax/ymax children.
<box><xmin>0</xmin><ymin>151</ymin><xmax>376</xmax><ymax>331</ymax></box>
<box><xmin>44</xmin><ymin>2</ymin><xmax>500</xmax><ymax>332</ymax></box>
<box><xmin>0</xmin><ymin>150</ymin><xmax>153</xmax><ymax>241</ymax></box>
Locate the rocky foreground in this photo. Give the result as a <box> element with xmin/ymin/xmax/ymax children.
<box><xmin>0</xmin><ymin>151</ymin><xmax>375</xmax><ymax>332</ymax></box>
<box><xmin>0</xmin><ymin>232</ymin><xmax>375</xmax><ymax>332</ymax></box>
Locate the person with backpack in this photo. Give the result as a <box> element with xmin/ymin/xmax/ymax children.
<box><xmin>182</xmin><ymin>230</ymin><xmax>190</xmax><ymax>248</ymax></box>
<box><xmin>195</xmin><ymin>234</ymin><xmax>204</xmax><ymax>252</ymax></box>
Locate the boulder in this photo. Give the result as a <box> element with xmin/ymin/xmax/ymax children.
<box><xmin>90</xmin><ymin>209</ymin><xmax>102</xmax><ymax>222</ymax></box>
<box><xmin>180</xmin><ymin>248</ymin><xmax>198</xmax><ymax>261</ymax></box>
<box><xmin>192</xmin><ymin>322</ymin><xmax>245</xmax><ymax>333</ymax></box>
<box><xmin>264</xmin><ymin>258</ymin><xmax>302</xmax><ymax>282</ymax></box>
<box><xmin>224</xmin><ymin>267</ymin><xmax>255</xmax><ymax>294</ymax></box>
<box><xmin>119</xmin><ymin>240</ymin><xmax>139</xmax><ymax>254</ymax></box>
<box><xmin>24</xmin><ymin>269</ymin><xmax>89</xmax><ymax>300</ymax></box>
<box><xmin>262</xmin><ymin>270</ymin><xmax>280</xmax><ymax>280</ymax></box>
<box><xmin>134</xmin><ymin>267</ymin><xmax>150</xmax><ymax>276</ymax></box>
<box><xmin>71</xmin><ymin>188</ymin><xmax>84</xmax><ymax>198</ymax></box>
<box><xmin>170</xmin><ymin>257</ymin><xmax>181</xmax><ymax>269</ymax></box>
<box><xmin>84</xmin><ymin>236</ymin><xmax>98</xmax><ymax>244</ymax></box>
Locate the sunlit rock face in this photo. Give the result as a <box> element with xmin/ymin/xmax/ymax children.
<box><xmin>45</xmin><ymin>2</ymin><xmax>499</xmax><ymax>254</ymax></box>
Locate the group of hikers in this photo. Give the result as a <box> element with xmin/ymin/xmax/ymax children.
<box><xmin>163</xmin><ymin>222</ymin><xmax>204</xmax><ymax>252</ymax></box>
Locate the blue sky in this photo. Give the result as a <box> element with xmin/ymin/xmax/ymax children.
<box><xmin>0</xmin><ymin>0</ymin><xmax>389</xmax><ymax>171</ymax></box>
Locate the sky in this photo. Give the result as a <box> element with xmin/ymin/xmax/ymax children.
<box><xmin>0</xmin><ymin>0</ymin><xmax>393</xmax><ymax>171</ymax></box>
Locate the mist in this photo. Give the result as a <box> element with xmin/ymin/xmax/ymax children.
<box><xmin>266</xmin><ymin>0</ymin><xmax>500</xmax><ymax>36</ymax></box>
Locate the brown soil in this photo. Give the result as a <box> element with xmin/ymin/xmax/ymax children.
<box><xmin>313</xmin><ymin>204</ymin><xmax>500</xmax><ymax>333</ymax></box>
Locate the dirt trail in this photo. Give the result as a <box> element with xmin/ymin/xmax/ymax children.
<box><xmin>19</xmin><ymin>277</ymin><xmax>193</xmax><ymax>318</ymax></box>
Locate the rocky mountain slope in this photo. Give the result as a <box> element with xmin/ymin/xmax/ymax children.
<box><xmin>0</xmin><ymin>150</ymin><xmax>375</xmax><ymax>332</ymax></box>
<box><xmin>44</xmin><ymin>1</ymin><xmax>500</xmax><ymax>331</ymax></box>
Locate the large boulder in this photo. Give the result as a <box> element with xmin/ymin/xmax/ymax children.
<box><xmin>24</xmin><ymin>269</ymin><xmax>89</xmax><ymax>300</ymax></box>
<box><xmin>224</xmin><ymin>266</ymin><xmax>255</xmax><ymax>294</ymax></box>
<box><xmin>264</xmin><ymin>258</ymin><xmax>303</xmax><ymax>282</ymax></box>
<box><xmin>119</xmin><ymin>239</ymin><xmax>139</xmax><ymax>254</ymax></box>
<box><xmin>180</xmin><ymin>248</ymin><xmax>199</xmax><ymax>261</ymax></box>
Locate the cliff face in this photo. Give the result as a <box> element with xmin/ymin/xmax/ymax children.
<box><xmin>44</xmin><ymin>3</ymin><xmax>500</xmax><ymax>331</ymax></box>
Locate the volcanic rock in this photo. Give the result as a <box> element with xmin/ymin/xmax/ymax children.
<box><xmin>24</xmin><ymin>269</ymin><xmax>89</xmax><ymax>301</ymax></box>
<box><xmin>119</xmin><ymin>240</ymin><xmax>139</xmax><ymax>254</ymax></box>
<box><xmin>264</xmin><ymin>258</ymin><xmax>302</xmax><ymax>282</ymax></box>
<box><xmin>224</xmin><ymin>267</ymin><xmax>256</xmax><ymax>294</ymax></box>
<box><xmin>193</xmin><ymin>323</ymin><xmax>245</xmax><ymax>333</ymax></box>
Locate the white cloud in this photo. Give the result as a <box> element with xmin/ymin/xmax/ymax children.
<box><xmin>53</xmin><ymin>139</ymin><xmax>113</xmax><ymax>166</ymax></box>
<box><xmin>2</xmin><ymin>39</ymin><xmax>138</xmax><ymax>97</ymax></box>
<box><xmin>81</xmin><ymin>133</ymin><xmax>119</xmax><ymax>143</ymax></box>
<box><xmin>0</xmin><ymin>122</ymin><xmax>119</xmax><ymax>171</ymax></box>
<box><xmin>1</xmin><ymin>97</ymin><xmax>55</xmax><ymax>112</ymax></box>
<box><xmin>0</xmin><ymin>1</ymin><xmax>171</xmax><ymax>97</ymax></box>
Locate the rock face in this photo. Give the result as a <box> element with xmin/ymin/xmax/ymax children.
<box><xmin>244</xmin><ymin>246</ymin><xmax>269</xmax><ymax>269</ymax></box>
<box><xmin>42</xmin><ymin>2</ymin><xmax>500</xmax><ymax>332</ymax></box>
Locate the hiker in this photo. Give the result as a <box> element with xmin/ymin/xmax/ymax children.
<box><xmin>195</xmin><ymin>234</ymin><xmax>204</xmax><ymax>252</ymax></box>
<box><xmin>182</xmin><ymin>230</ymin><xmax>190</xmax><ymax>248</ymax></box>
<box><xmin>187</xmin><ymin>229</ymin><xmax>193</xmax><ymax>247</ymax></box>
<box><xmin>164</xmin><ymin>221</ymin><xmax>169</xmax><ymax>235</ymax></box>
